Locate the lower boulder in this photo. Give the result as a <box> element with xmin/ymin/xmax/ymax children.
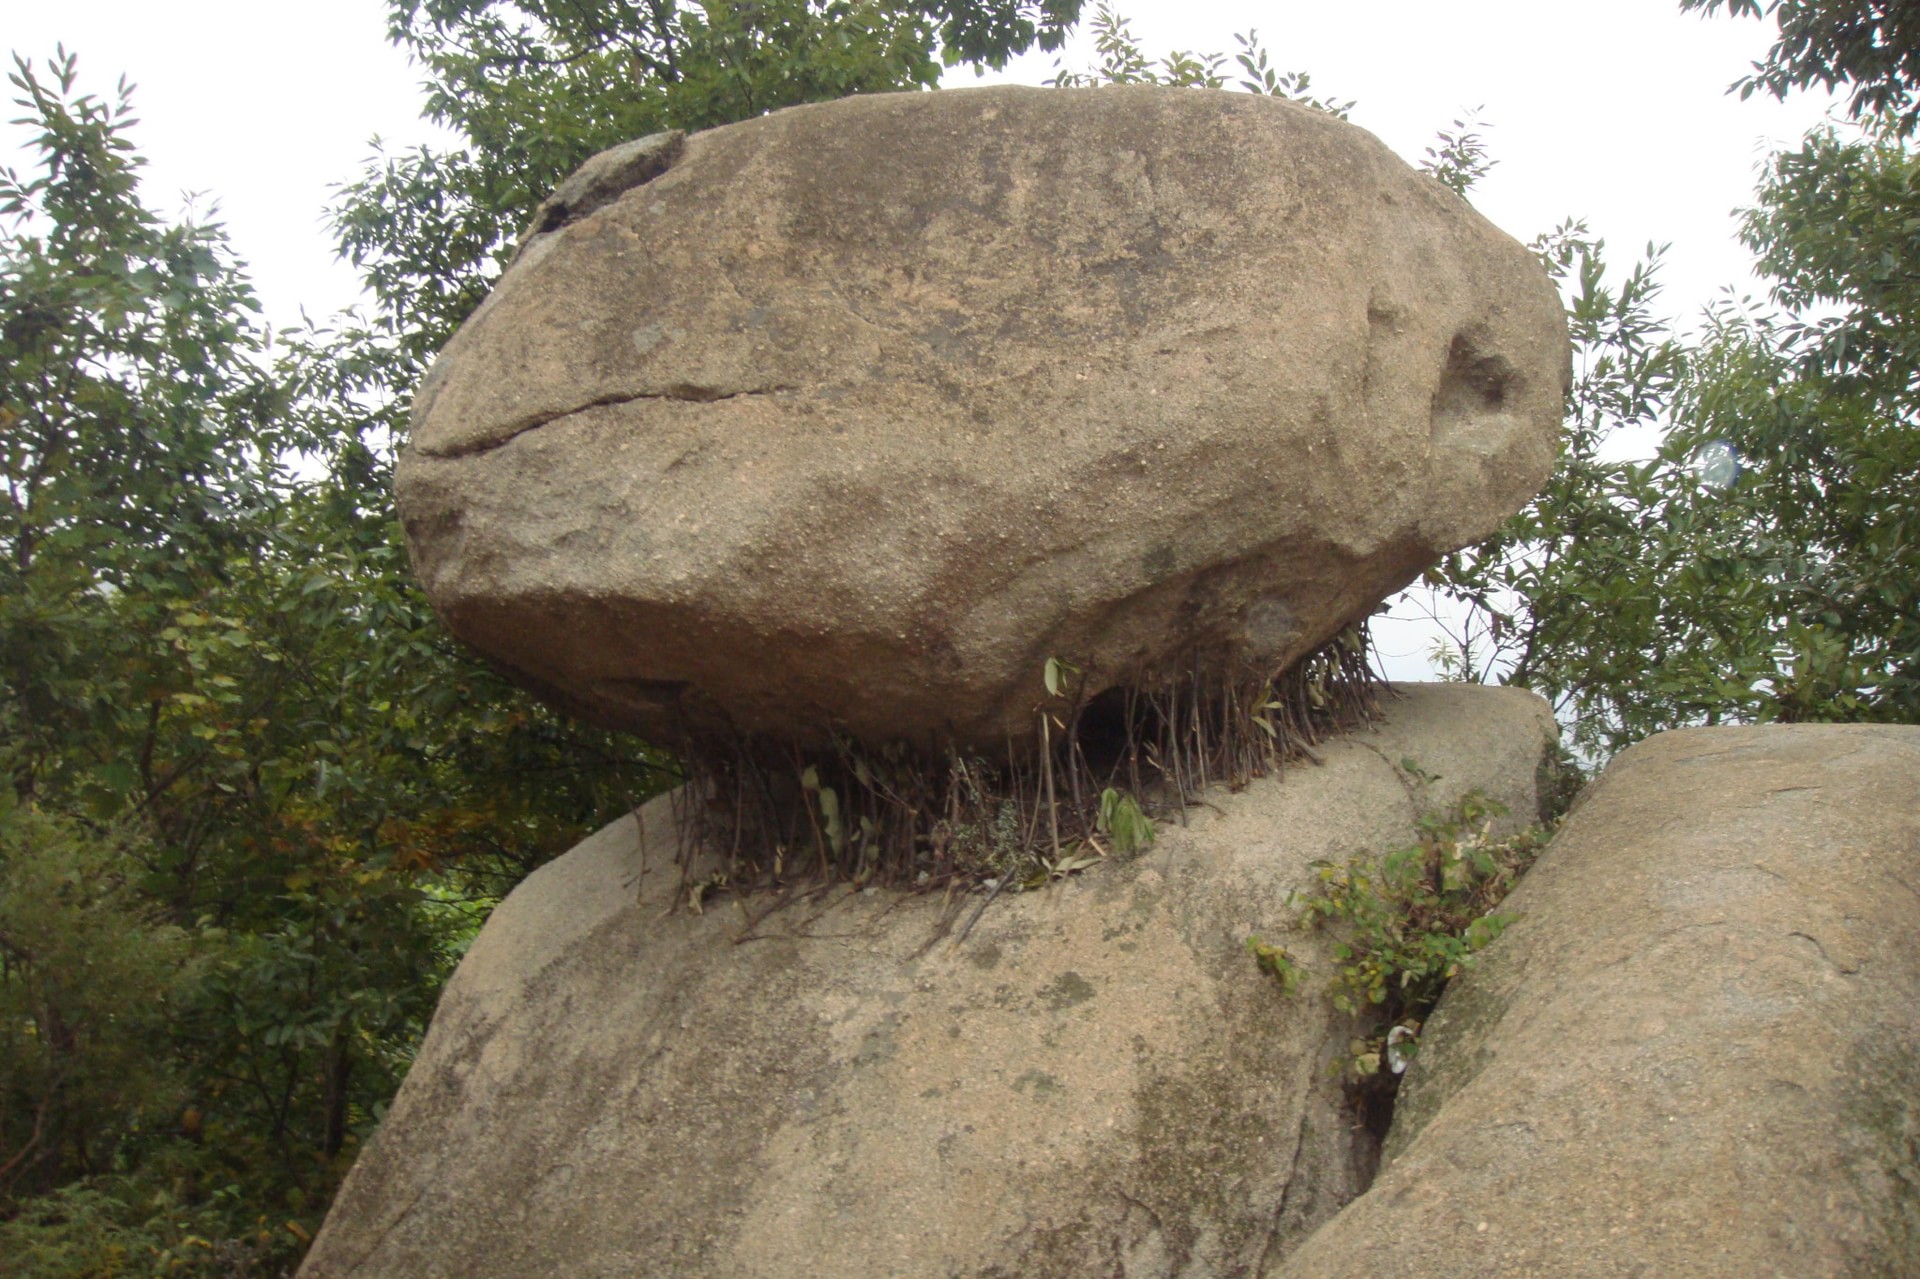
<box><xmin>297</xmin><ymin>685</ymin><xmax>1556</xmax><ymax>1279</ymax></box>
<box><xmin>1271</xmin><ymin>722</ymin><xmax>1920</xmax><ymax>1278</ymax></box>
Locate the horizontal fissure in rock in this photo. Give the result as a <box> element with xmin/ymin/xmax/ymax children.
<box><xmin>419</xmin><ymin>383</ymin><xmax>800</xmax><ymax>459</ymax></box>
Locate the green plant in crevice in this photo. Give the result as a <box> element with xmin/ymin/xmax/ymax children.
<box><xmin>1096</xmin><ymin>787</ymin><xmax>1154</xmax><ymax>856</ymax></box>
<box><xmin>1251</xmin><ymin>790</ymin><xmax>1552</xmax><ymax>1083</ymax></box>
<box><xmin>1245</xmin><ymin>937</ymin><xmax>1305</xmax><ymax>997</ymax></box>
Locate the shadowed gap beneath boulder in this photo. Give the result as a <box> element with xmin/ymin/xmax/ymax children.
<box><xmin>662</xmin><ymin>624</ymin><xmax>1381</xmax><ymax>901</ymax></box>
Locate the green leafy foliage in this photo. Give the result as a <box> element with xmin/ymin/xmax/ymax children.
<box><xmin>1096</xmin><ymin>787</ymin><xmax>1154</xmax><ymax>855</ymax></box>
<box><xmin>0</xmin><ymin>52</ymin><xmax>665</xmax><ymax>1268</ymax></box>
<box><xmin>1046</xmin><ymin>4</ymin><xmax>1223</xmax><ymax>89</ymax></box>
<box><xmin>1245</xmin><ymin>938</ymin><xmax>1304</xmax><ymax>997</ymax></box>
<box><xmin>1668</xmin><ymin>126</ymin><xmax>1920</xmax><ymax>722</ymax></box>
<box><xmin>1254</xmin><ymin>791</ymin><xmax>1550</xmax><ymax>1081</ymax></box>
<box><xmin>1048</xmin><ymin>4</ymin><xmax>1354</xmax><ymax>117</ymax></box>
<box><xmin>1420</xmin><ymin>7</ymin><xmax>1920</xmax><ymax>751</ymax></box>
<box><xmin>1681</xmin><ymin>0</ymin><xmax>1920</xmax><ymax>135</ymax></box>
<box><xmin>0</xmin><ymin>806</ymin><xmax>199</xmax><ymax>1198</ymax></box>
<box><xmin>0</xmin><ymin>1174</ymin><xmax>285</xmax><ymax>1279</ymax></box>
<box><xmin>1417</xmin><ymin>225</ymin><xmax>1695</xmax><ymax>756</ymax></box>
<box><xmin>1422</xmin><ymin>109</ymin><xmax>1497</xmax><ymax>195</ymax></box>
<box><xmin>2</xmin><ymin>51</ymin><xmax>283</xmax><ymax>810</ymax></box>
<box><xmin>1226</xmin><ymin>28</ymin><xmax>1353</xmax><ymax>118</ymax></box>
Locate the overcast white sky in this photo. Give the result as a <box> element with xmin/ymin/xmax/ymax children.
<box><xmin>8</xmin><ymin>0</ymin><xmax>1839</xmax><ymax>328</ymax></box>
<box><xmin>5</xmin><ymin>0</ymin><xmax>1841</xmax><ymax>677</ymax></box>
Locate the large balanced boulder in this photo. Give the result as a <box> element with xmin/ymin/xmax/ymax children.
<box><xmin>1271</xmin><ymin>722</ymin><xmax>1920</xmax><ymax>1278</ymax></box>
<box><xmin>399</xmin><ymin>86</ymin><xmax>1570</xmax><ymax>752</ymax></box>
<box><xmin>296</xmin><ymin>685</ymin><xmax>1559</xmax><ymax>1279</ymax></box>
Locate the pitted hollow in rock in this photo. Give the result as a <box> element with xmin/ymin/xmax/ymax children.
<box><xmin>514</xmin><ymin>129</ymin><xmax>685</xmax><ymax>254</ymax></box>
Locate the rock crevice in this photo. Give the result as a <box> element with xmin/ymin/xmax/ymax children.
<box><xmin>416</xmin><ymin>383</ymin><xmax>801</xmax><ymax>460</ymax></box>
<box><xmin>297</xmin><ymin>686</ymin><xmax>1560</xmax><ymax>1279</ymax></box>
<box><xmin>1271</xmin><ymin>722</ymin><xmax>1920</xmax><ymax>1279</ymax></box>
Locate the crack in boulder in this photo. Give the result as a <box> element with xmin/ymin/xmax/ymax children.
<box><xmin>419</xmin><ymin>384</ymin><xmax>798</xmax><ymax>460</ymax></box>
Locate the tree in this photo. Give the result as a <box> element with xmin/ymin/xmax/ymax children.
<box><xmin>1418</xmin><ymin>230</ymin><xmax>1695</xmax><ymax>758</ymax></box>
<box><xmin>0</xmin><ymin>807</ymin><xmax>198</xmax><ymax>1222</ymax></box>
<box><xmin>1</xmin><ymin>50</ymin><xmax>283</xmax><ymax>816</ymax></box>
<box><xmin>1429</xmin><ymin>160</ymin><xmax>1920</xmax><ymax>750</ymax></box>
<box><xmin>1674</xmin><ymin>3</ymin><xmax>1920</xmax><ymax>723</ymax></box>
<box><xmin>7</xmin><ymin>1</ymin><xmax>1101</xmax><ymax>1266</ymax></box>
<box><xmin>1</xmin><ymin>49</ymin><xmax>309</xmax><ymax>1264</ymax></box>
<box><xmin>1</xmin><ymin>50</ymin><xmax>665</xmax><ymax>1272</ymax></box>
<box><xmin>1671</xmin><ymin>127</ymin><xmax>1920</xmax><ymax>721</ymax></box>
<box><xmin>1680</xmin><ymin>0</ymin><xmax>1920</xmax><ymax>135</ymax></box>
<box><xmin>1047</xmin><ymin>2</ymin><xmax>1354</xmax><ymax>115</ymax></box>
<box><xmin>1421</xmin><ymin>2</ymin><xmax>1920</xmax><ymax>752</ymax></box>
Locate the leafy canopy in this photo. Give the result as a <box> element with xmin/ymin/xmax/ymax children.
<box><xmin>4</xmin><ymin>0</ymin><xmax>1103</xmax><ymax>1264</ymax></box>
<box><xmin>1</xmin><ymin>48</ymin><xmax>665</xmax><ymax>1270</ymax></box>
<box><xmin>1412</xmin><ymin>1</ymin><xmax>1920</xmax><ymax>751</ymax></box>
<box><xmin>1681</xmin><ymin>0</ymin><xmax>1920</xmax><ymax>134</ymax></box>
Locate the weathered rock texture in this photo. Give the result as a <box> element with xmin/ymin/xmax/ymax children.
<box><xmin>297</xmin><ymin>685</ymin><xmax>1557</xmax><ymax>1279</ymax></box>
<box><xmin>399</xmin><ymin>86</ymin><xmax>1570</xmax><ymax>751</ymax></box>
<box><xmin>1271</xmin><ymin>723</ymin><xmax>1920</xmax><ymax>1279</ymax></box>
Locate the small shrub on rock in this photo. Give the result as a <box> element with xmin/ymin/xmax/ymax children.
<box><xmin>1252</xmin><ymin>790</ymin><xmax>1552</xmax><ymax>1084</ymax></box>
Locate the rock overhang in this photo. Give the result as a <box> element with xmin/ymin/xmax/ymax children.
<box><xmin>398</xmin><ymin>84</ymin><xmax>1572</xmax><ymax>752</ymax></box>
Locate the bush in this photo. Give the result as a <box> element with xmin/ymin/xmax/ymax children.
<box><xmin>1250</xmin><ymin>787</ymin><xmax>1551</xmax><ymax>1082</ymax></box>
